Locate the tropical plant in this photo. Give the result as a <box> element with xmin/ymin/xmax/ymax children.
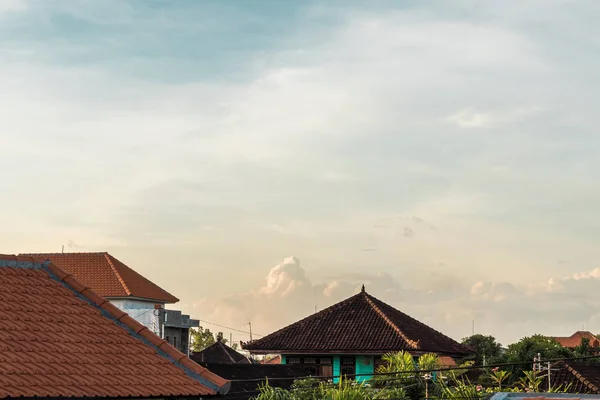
<box><xmin>253</xmin><ymin>381</ymin><xmax>295</xmax><ymax>400</ymax></box>
<box><xmin>517</xmin><ymin>370</ymin><xmax>543</xmax><ymax>392</ymax></box>
<box><xmin>489</xmin><ymin>368</ymin><xmax>511</xmax><ymax>390</ymax></box>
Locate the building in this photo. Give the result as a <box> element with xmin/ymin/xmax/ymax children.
<box><xmin>22</xmin><ymin>252</ymin><xmax>199</xmax><ymax>353</ymax></box>
<box><xmin>553</xmin><ymin>331</ymin><xmax>600</xmax><ymax>352</ymax></box>
<box><xmin>164</xmin><ymin>308</ymin><xmax>200</xmax><ymax>355</ymax></box>
<box><xmin>191</xmin><ymin>339</ymin><xmax>256</xmax><ymax>364</ymax></box>
<box><xmin>0</xmin><ymin>254</ymin><xmax>230</xmax><ymax>399</ymax></box>
<box><xmin>242</xmin><ymin>286</ymin><xmax>470</xmax><ymax>382</ymax></box>
<box><xmin>539</xmin><ymin>362</ymin><xmax>600</xmax><ymax>394</ymax></box>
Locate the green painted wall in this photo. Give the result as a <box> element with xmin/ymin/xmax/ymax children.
<box><xmin>280</xmin><ymin>354</ymin><xmax>376</xmax><ymax>383</ymax></box>
<box><xmin>355</xmin><ymin>355</ymin><xmax>374</xmax><ymax>382</ymax></box>
<box><xmin>333</xmin><ymin>356</ymin><xmax>341</xmax><ymax>383</ymax></box>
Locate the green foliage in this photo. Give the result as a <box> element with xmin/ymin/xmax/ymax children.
<box><xmin>371</xmin><ymin>387</ymin><xmax>407</xmax><ymax>400</ymax></box>
<box><xmin>517</xmin><ymin>370</ymin><xmax>543</xmax><ymax>392</ymax></box>
<box><xmin>254</xmin><ymin>381</ymin><xmax>295</xmax><ymax>400</ymax></box>
<box><xmin>504</xmin><ymin>334</ymin><xmax>573</xmax><ymax>379</ymax></box>
<box><xmin>322</xmin><ymin>379</ymin><xmax>372</xmax><ymax>400</ymax></box>
<box><xmin>490</xmin><ymin>369</ymin><xmax>511</xmax><ymax>390</ymax></box>
<box><xmin>575</xmin><ymin>337</ymin><xmax>592</xmax><ymax>357</ymax></box>
<box><xmin>439</xmin><ymin>379</ymin><xmax>494</xmax><ymax>399</ymax></box>
<box><xmin>190</xmin><ymin>326</ymin><xmax>228</xmax><ymax>352</ymax></box>
<box><xmin>291</xmin><ymin>378</ymin><xmax>323</xmax><ymax>400</ymax></box>
<box><xmin>461</xmin><ymin>334</ymin><xmax>503</xmax><ymax>365</ymax></box>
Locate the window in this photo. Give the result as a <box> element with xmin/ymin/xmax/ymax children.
<box><xmin>340</xmin><ymin>357</ymin><xmax>355</xmax><ymax>379</ymax></box>
<box><xmin>286</xmin><ymin>356</ymin><xmax>333</xmax><ymax>378</ymax></box>
<box><xmin>173</xmin><ymin>336</ymin><xmax>177</xmax><ymax>348</ymax></box>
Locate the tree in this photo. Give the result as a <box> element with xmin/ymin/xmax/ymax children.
<box><xmin>461</xmin><ymin>334</ymin><xmax>503</xmax><ymax>365</ymax></box>
<box><xmin>190</xmin><ymin>327</ymin><xmax>228</xmax><ymax>352</ymax></box>
<box><xmin>574</xmin><ymin>337</ymin><xmax>591</xmax><ymax>356</ymax></box>
<box><xmin>503</xmin><ymin>334</ymin><xmax>573</xmax><ymax>379</ymax></box>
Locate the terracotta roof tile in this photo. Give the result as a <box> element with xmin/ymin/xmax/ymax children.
<box><xmin>0</xmin><ymin>254</ymin><xmax>229</xmax><ymax>398</ymax></box>
<box><xmin>553</xmin><ymin>331</ymin><xmax>600</xmax><ymax>349</ymax></box>
<box><xmin>242</xmin><ymin>289</ymin><xmax>469</xmax><ymax>356</ymax></box>
<box><xmin>21</xmin><ymin>252</ymin><xmax>179</xmax><ymax>303</ymax></box>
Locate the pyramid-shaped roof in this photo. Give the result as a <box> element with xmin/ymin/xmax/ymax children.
<box><xmin>0</xmin><ymin>254</ymin><xmax>229</xmax><ymax>398</ymax></box>
<box><xmin>191</xmin><ymin>340</ymin><xmax>253</xmax><ymax>364</ymax></box>
<box><xmin>21</xmin><ymin>252</ymin><xmax>178</xmax><ymax>303</ymax></box>
<box><xmin>242</xmin><ymin>287</ymin><xmax>469</xmax><ymax>356</ymax></box>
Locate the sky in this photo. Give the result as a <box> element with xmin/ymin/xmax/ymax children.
<box><xmin>2</xmin><ymin>0</ymin><xmax>600</xmax><ymax>347</ymax></box>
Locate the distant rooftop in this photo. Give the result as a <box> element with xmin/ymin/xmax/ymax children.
<box><xmin>21</xmin><ymin>252</ymin><xmax>179</xmax><ymax>304</ymax></box>
<box><xmin>0</xmin><ymin>254</ymin><xmax>228</xmax><ymax>398</ymax></box>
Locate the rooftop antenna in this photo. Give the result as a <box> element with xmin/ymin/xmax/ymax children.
<box><xmin>61</xmin><ymin>245</ymin><xmax>64</xmax><ymax>254</ymax></box>
<box><xmin>472</xmin><ymin>320</ymin><xmax>475</xmax><ymax>335</ymax></box>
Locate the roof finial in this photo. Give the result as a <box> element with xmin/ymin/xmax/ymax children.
<box><xmin>361</xmin><ymin>284</ymin><xmax>365</xmax><ymax>293</ymax></box>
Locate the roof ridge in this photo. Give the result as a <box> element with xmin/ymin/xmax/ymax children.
<box><xmin>104</xmin><ymin>253</ymin><xmax>131</xmax><ymax>296</ymax></box>
<box><xmin>40</xmin><ymin>259</ymin><xmax>230</xmax><ymax>395</ymax></box>
<box><xmin>565</xmin><ymin>363</ymin><xmax>600</xmax><ymax>393</ymax></box>
<box><xmin>221</xmin><ymin>341</ymin><xmax>237</xmax><ymax>364</ymax></box>
<box><xmin>363</xmin><ymin>292</ymin><xmax>419</xmax><ymax>349</ymax></box>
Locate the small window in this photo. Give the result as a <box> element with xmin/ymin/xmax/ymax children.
<box><xmin>320</xmin><ymin>358</ymin><xmax>332</xmax><ymax>364</ymax></box>
<box><xmin>304</xmin><ymin>357</ymin><xmax>316</xmax><ymax>364</ymax></box>
<box><xmin>166</xmin><ymin>336</ymin><xmax>170</xmax><ymax>343</ymax></box>
<box><xmin>288</xmin><ymin>357</ymin><xmax>300</xmax><ymax>364</ymax></box>
<box><xmin>340</xmin><ymin>357</ymin><xmax>355</xmax><ymax>379</ymax></box>
<box><xmin>173</xmin><ymin>336</ymin><xmax>177</xmax><ymax>348</ymax></box>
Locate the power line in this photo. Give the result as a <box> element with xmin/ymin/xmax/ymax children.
<box><xmin>228</xmin><ymin>353</ymin><xmax>600</xmax><ymax>383</ymax></box>
<box><xmin>198</xmin><ymin>319</ymin><xmax>264</xmax><ymax>338</ymax></box>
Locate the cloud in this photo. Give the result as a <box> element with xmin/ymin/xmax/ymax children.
<box><xmin>0</xmin><ymin>0</ymin><xmax>27</xmax><ymax>13</ymax></box>
<box><xmin>195</xmin><ymin>257</ymin><xmax>600</xmax><ymax>348</ymax></box>
<box><xmin>1</xmin><ymin>1</ymin><xmax>600</xmax><ymax>348</ymax></box>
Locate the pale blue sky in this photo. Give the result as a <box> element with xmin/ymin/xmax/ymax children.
<box><xmin>2</xmin><ymin>0</ymin><xmax>600</xmax><ymax>345</ymax></box>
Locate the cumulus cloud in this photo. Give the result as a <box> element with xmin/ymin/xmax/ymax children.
<box><xmin>196</xmin><ymin>257</ymin><xmax>600</xmax><ymax>348</ymax></box>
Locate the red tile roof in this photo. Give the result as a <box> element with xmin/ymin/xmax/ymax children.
<box><xmin>242</xmin><ymin>287</ymin><xmax>470</xmax><ymax>356</ymax></box>
<box><xmin>21</xmin><ymin>252</ymin><xmax>179</xmax><ymax>304</ymax></box>
<box><xmin>0</xmin><ymin>254</ymin><xmax>229</xmax><ymax>398</ymax></box>
<box><xmin>553</xmin><ymin>331</ymin><xmax>600</xmax><ymax>349</ymax></box>
<box><xmin>262</xmin><ymin>355</ymin><xmax>281</xmax><ymax>364</ymax></box>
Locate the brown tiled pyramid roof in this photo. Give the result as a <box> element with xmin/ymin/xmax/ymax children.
<box><xmin>21</xmin><ymin>252</ymin><xmax>178</xmax><ymax>303</ymax></box>
<box><xmin>242</xmin><ymin>287</ymin><xmax>469</xmax><ymax>356</ymax></box>
<box><xmin>191</xmin><ymin>340</ymin><xmax>253</xmax><ymax>364</ymax></box>
<box><xmin>0</xmin><ymin>255</ymin><xmax>229</xmax><ymax>398</ymax></box>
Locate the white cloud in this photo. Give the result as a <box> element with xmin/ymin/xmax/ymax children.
<box><xmin>0</xmin><ymin>0</ymin><xmax>27</xmax><ymax>13</ymax></box>
<box><xmin>194</xmin><ymin>257</ymin><xmax>600</xmax><ymax>348</ymax></box>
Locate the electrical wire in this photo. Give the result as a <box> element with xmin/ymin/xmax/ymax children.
<box><xmin>228</xmin><ymin>354</ymin><xmax>600</xmax><ymax>383</ymax></box>
<box><xmin>199</xmin><ymin>319</ymin><xmax>264</xmax><ymax>337</ymax></box>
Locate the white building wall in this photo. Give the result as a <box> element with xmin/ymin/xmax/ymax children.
<box><xmin>109</xmin><ymin>299</ymin><xmax>162</xmax><ymax>336</ymax></box>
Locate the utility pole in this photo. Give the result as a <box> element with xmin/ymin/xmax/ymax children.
<box><xmin>547</xmin><ymin>361</ymin><xmax>551</xmax><ymax>391</ymax></box>
<box><xmin>472</xmin><ymin>320</ymin><xmax>475</xmax><ymax>335</ymax></box>
<box><xmin>244</xmin><ymin>321</ymin><xmax>253</xmax><ymax>341</ymax></box>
